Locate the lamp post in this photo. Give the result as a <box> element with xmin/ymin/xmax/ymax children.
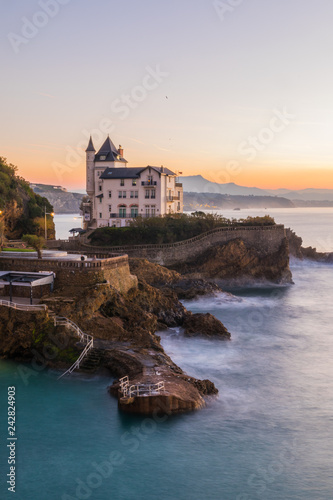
<box><xmin>44</xmin><ymin>207</ymin><xmax>55</xmax><ymax>240</ymax></box>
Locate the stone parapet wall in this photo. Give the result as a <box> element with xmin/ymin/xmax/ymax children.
<box><xmin>0</xmin><ymin>255</ymin><xmax>137</xmax><ymax>294</ymax></box>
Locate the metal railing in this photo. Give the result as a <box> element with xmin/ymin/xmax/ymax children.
<box><xmin>0</xmin><ymin>299</ymin><xmax>94</xmax><ymax>379</ymax></box>
<box><xmin>119</xmin><ymin>377</ymin><xmax>165</xmax><ymax>398</ymax></box>
<box><xmin>128</xmin><ymin>381</ymin><xmax>165</xmax><ymax>397</ymax></box>
<box><xmin>0</xmin><ymin>299</ymin><xmax>47</xmax><ymax>311</ymax></box>
<box><xmin>141</xmin><ymin>181</ymin><xmax>157</xmax><ymax>186</ymax></box>
<box><xmin>55</xmin><ymin>316</ymin><xmax>94</xmax><ymax>379</ymax></box>
<box><xmin>54</xmin><ymin>316</ymin><xmax>93</xmax><ymax>344</ymax></box>
<box><xmin>58</xmin><ymin>339</ymin><xmax>94</xmax><ymax>379</ymax></box>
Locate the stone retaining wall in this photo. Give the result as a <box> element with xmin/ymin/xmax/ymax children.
<box><xmin>0</xmin><ymin>255</ymin><xmax>137</xmax><ymax>294</ymax></box>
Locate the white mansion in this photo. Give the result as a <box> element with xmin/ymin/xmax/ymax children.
<box><xmin>83</xmin><ymin>136</ymin><xmax>183</xmax><ymax>228</ymax></box>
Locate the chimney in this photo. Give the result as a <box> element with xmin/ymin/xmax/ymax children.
<box><xmin>161</xmin><ymin>165</ymin><xmax>164</xmax><ymax>172</ymax></box>
<box><xmin>118</xmin><ymin>145</ymin><xmax>124</xmax><ymax>157</ymax></box>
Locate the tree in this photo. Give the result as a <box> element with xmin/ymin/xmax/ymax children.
<box><xmin>22</xmin><ymin>235</ymin><xmax>45</xmax><ymax>259</ymax></box>
<box><xmin>0</xmin><ymin>219</ymin><xmax>6</xmax><ymax>251</ymax></box>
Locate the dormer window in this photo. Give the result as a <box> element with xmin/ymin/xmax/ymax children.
<box><xmin>100</xmin><ymin>155</ymin><xmax>106</xmax><ymax>160</ymax></box>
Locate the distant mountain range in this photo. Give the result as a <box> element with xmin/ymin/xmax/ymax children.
<box><xmin>180</xmin><ymin>175</ymin><xmax>333</xmax><ymax>204</ymax></box>
<box><xmin>31</xmin><ymin>178</ymin><xmax>333</xmax><ymax>214</ymax></box>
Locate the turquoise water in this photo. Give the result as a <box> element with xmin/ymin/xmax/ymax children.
<box><xmin>1</xmin><ymin>210</ymin><xmax>333</xmax><ymax>499</ymax></box>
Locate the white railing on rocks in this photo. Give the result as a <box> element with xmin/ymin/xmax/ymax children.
<box><xmin>0</xmin><ymin>299</ymin><xmax>47</xmax><ymax>311</ymax></box>
<box><xmin>0</xmin><ymin>299</ymin><xmax>94</xmax><ymax>379</ymax></box>
<box><xmin>53</xmin><ymin>316</ymin><xmax>93</xmax><ymax>344</ymax></box>
<box><xmin>55</xmin><ymin>316</ymin><xmax>94</xmax><ymax>379</ymax></box>
<box><xmin>119</xmin><ymin>376</ymin><xmax>165</xmax><ymax>398</ymax></box>
<box><xmin>58</xmin><ymin>338</ymin><xmax>94</xmax><ymax>379</ymax></box>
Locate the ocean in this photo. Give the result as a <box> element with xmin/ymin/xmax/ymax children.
<box><xmin>0</xmin><ymin>208</ymin><xmax>333</xmax><ymax>499</ymax></box>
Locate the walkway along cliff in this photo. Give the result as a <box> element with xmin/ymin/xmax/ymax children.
<box><xmin>49</xmin><ymin>225</ymin><xmax>293</xmax><ymax>284</ymax></box>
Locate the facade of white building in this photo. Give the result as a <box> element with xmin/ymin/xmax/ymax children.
<box><xmin>84</xmin><ymin>136</ymin><xmax>183</xmax><ymax>228</ymax></box>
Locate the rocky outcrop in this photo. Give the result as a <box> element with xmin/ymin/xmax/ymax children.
<box><xmin>31</xmin><ymin>184</ymin><xmax>84</xmax><ymax>214</ymax></box>
<box><xmin>0</xmin><ymin>307</ymin><xmax>81</xmax><ymax>368</ymax></box>
<box><xmin>183</xmin><ymin>313</ymin><xmax>230</xmax><ymax>339</ymax></box>
<box><xmin>0</xmin><ymin>256</ymin><xmax>230</xmax><ymax>415</ymax></box>
<box><xmin>171</xmin><ymin>237</ymin><xmax>292</xmax><ymax>284</ymax></box>
<box><xmin>129</xmin><ymin>258</ymin><xmax>225</xmax><ymax>299</ymax></box>
<box><xmin>286</xmin><ymin>228</ymin><xmax>333</xmax><ymax>262</ymax></box>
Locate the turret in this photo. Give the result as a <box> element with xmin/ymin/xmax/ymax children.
<box><xmin>86</xmin><ymin>136</ymin><xmax>95</xmax><ymax>198</ymax></box>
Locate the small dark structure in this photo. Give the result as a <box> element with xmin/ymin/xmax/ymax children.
<box><xmin>0</xmin><ymin>271</ymin><xmax>55</xmax><ymax>304</ymax></box>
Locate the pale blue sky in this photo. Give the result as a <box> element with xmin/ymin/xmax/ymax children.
<box><xmin>1</xmin><ymin>0</ymin><xmax>333</xmax><ymax>189</ymax></box>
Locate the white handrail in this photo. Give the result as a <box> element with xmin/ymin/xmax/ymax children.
<box><xmin>58</xmin><ymin>339</ymin><xmax>94</xmax><ymax>379</ymax></box>
<box><xmin>0</xmin><ymin>299</ymin><xmax>47</xmax><ymax>311</ymax></box>
<box><xmin>127</xmin><ymin>381</ymin><xmax>165</xmax><ymax>398</ymax></box>
<box><xmin>54</xmin><ymin>316</ymin><xmax>93</xmax><ymax>344</ymax></box>
<box><xmin>55</xmin><ymin>316</ymin><xmax>94</xmax><ymax>379</ymax></box>
<box><xmin>0</xmin><ymin>299</ymin><xmax>94</xmax><ymax>379</ymax></box>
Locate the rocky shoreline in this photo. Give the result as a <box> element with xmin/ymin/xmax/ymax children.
<box><xmin>0</xmin><ymin>259</ymin><xmax>230</xmax><ymax>415</ymax></box>
<box><xmin>0</xmin><ymin>232</ymin><xmax>296</xmax><ymax>416</ymax></box>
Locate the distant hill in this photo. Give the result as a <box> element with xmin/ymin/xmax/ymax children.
<box><xmin>184</xmin><ymin>192</ymin><xmax>294</xmax><ymax>211</ymax></box>
<box><xmin>180</xmin><ymin>175</ymin><xmax>333</xmax><ymax>206</ymax></box>
<box><xmin>180</xmin><ymin>175</ymin><xmax>271</xmax><ymax>196</ymax></box>
<box><xmin>31</xmin><ymin>184</ymin><xmax>85</xmax><ymax>213</ymax></box>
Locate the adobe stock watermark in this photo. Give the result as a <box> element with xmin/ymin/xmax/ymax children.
<box><xmin>236</xmin><ymin>438</ymin><xmax>297</xmax><ymax>499</ymax></box>
<box><xmin>200</xmin><ymin>107</ymin><xmax>295</xmax><ymax>193</ymax></box>
<box><xmin>61</xmin><ymin>402</ymin><xmax>171</xmax><ymax>500</ymax></box>
<box><xmin>52</xmin><ymin>64</ymin><xmax>169</xmax><ymax>182</ymax></box>
<box><xmin>238</xmin><ymin>108</ymin><xmax>295</xmax><ymax>161</ymax></box>
<box><xmin>7</xmin><ymin>0</ymin><xmax>72</xmax><ymax>54</ymax></box>
<box><xmin>213</xmin><ymin>0</ymin><xmax>244</xmax><ymax>22</ymax></box>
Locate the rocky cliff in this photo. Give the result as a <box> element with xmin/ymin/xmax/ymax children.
<box><xmin>286</xmin><ymin>228</ymin><xmax>333</xmax><ymax>262</ymax></box>
<box><xmin>31</xmin><ymin>184</ymin><xmax>84</xmax><ymax>214</ymax></box>
<box><xmin>0</xmin><ymin>261</ymin><xmax>231</xmax><ymax>415</ymax></box>
<box><xmin>170</xmin><ymin>237</ymin><xmax>293</xmax><ymax>285</ymax></box>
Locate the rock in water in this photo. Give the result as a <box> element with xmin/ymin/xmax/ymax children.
<box><xmin>183</xmin><ymin>312</ymin><xmax>231</xmax><ymax>339</ymax></box>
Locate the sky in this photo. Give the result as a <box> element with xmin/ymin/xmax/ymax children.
<box><xmin>1</xmin><ymin>0</ymin><xmax>333</xmax><ymax>191</ymax></box>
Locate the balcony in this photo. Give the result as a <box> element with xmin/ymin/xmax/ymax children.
<box><xmin>141</xmin><ymin>181</ymin><xmax>157</xmax><ymax>186</ymax></box>
<box><xmin>175</xmin><ymin>183</ymin><xmax>183</xmax><ymax>187</ymax></box>
<box><xmin>167</xmin><ymin>197</ymin><xmax>175</xmax><ymax>202</ymax></box>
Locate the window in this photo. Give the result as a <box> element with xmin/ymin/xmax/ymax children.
<box><xmin>151</xmin><ymin>189</ymin><xmax>156</xmax><ymax>199</ymax></box>
<box><xmin>99</xmin><ymin>213</ymin><xmax>102</xmax><ymax>218</ymax></box>
<box><xmin>130</xmin><ymin>191</ymin><xmax>134</xmax><ymax>198</ymax></box>
<box><xmin>120</xmin><ymin>179</ymin><xmax>125</xmax><ymax>186</ymax></box>
<box><xmin>135</xmin><ymin>191</ymin><xmax>138</xmax><ymax>198</ymax></box>
<box><xmin>151</xmin><ymin>206</ymin><xmax>156</xmax><ymax>216</ymax></box>
<box><xmin>109</xmin><ymin>205</ymin><xmax>112</xmax><ymax>212</ymax></box>
<box><xmin>145</xmin><ymin>207</ymin><xmax>150</xmax><ymax>217</ymax></box>
<box><xmin>100</xmin><ymin>156</ymin><xmax>106</xmax><ymax>160</ymax></box>
<box><xmin>178</xmin><ymin>191</ymin><xmax>180</xmax><ymax>200</ymax></box>
<box><xmin>177</xmin><ymin>202</ymin><xmax>180</xmax><ymax>211</ymax></box>
<box><xmin>131</xmin><ymin>206</ymin><xmax>138</xmax><ymax>218</ymax></box>
<box><xmin>148</xmin><ymin>175</ymin><xmax>153</xmax><ymax>184</ymax></box>
<box><xmin>122</xmin><ymin>191</ymin><xmax>126</xmax><ymax>198</ymax></box>
<box><xmin>132</xmin><ymin>179</ymin><xmax>137</xmax><ymax>186</ymax></box>
<box><xmin>119</xmin><ymin>207</ymin><xmax>126</xmax><ymax>218</ymax></box>
<box><xmin>99</xmin><ymin>185</ymin><xmax>102</xmax><ymax>192</ymax></box>
<box><xmin>99</xmin><ymin>198</ymin><xmax>102</xmax><ymax>203</ymax></box>
<box><xmin>145</xmin><ymin>189</ymin><xmax>150</xmax><ymax>199</ymax></box>
<box><xmin>108</xmin><ymin>191</ymin><xmax>112</xmax><ymax>198</ymax></box>
<box><xmin>118</xmin><ymin>191</ymin><xmax>122</xmax><ymax>198</ymax></box>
